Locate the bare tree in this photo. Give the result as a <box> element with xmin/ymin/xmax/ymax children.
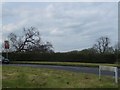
<box><xmin>113</xmin><ymin>42</ymin><xmax>120</xmax><ymax>54</ymax></box>
<box><xmin>8</xmin><ymin>27</ymin><xmax>53</xmax><ymax>52</ymax></box>
<box><xmin>93</xmin><ymin>36</ymin><xmax>111</xmax><ymax>54</ymax></box>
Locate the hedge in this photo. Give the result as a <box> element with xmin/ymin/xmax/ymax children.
<box><xmin>2</xmin><ymin>52</ymin><xmax>117</xmax><ymax>64</ymax></box>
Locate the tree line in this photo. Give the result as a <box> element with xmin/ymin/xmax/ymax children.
<box><xmin>2</xmin><ymin>27</ymin><xmax>120</xmax><ymax>63</ymax></box>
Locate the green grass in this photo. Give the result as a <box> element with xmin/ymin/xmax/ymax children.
<box><xmin>11</xmin><ymin>61</ymin><xmax>120</xmax><ymax>68</ymax></box>
<box><xmin>2</xmin><ymin>66</ymin><xmax>119</xmax><ymax>88</ymax></box>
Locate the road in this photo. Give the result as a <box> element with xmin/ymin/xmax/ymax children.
<box><xmin>3</xmin><ymin>64</ymin><xmax>120</xmax><ymax>77</ymax></box>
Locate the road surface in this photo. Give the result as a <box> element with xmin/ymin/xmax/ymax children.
<box><xmin>3</xmin><ymin>64</ymin><xmax>120</xmax><ymax>77</ymax></box>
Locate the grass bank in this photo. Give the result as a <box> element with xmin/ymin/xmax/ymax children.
<box><xmin>11</xmin><ymin>61</ymin><xmax>120</xmax><ymax>68</ymax></box>
<box><xmin>2</xmin><ymin>66</ymin><xmax>119</xmax><ymax>88</ymax></box>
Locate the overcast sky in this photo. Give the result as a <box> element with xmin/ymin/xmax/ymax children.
<box><xmin>2</xmin><ymin>2</ymin><xmax>118</xmax><ymax>52</ymax></box>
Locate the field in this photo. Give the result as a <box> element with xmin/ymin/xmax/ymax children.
<box><xmin>2</xmin><ymin>66</ymin><xmax>119</xmax><ymax>88</ymax></box>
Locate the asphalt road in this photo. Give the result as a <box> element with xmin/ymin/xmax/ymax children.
<box><xmin>3</xmin><ymin>64</ymin><xmax>120</xmax><ymax>77</ymax></box>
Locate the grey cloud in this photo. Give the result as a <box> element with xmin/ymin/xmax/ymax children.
<box><xmin>2</xmin><ymin>2</ymin><xmax>117</xmax><ymax>52</ymax></box>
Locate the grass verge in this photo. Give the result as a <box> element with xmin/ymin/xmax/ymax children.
<box><xmin>11</xmin><ymin>61</ymin><xmax>120</xmax><ymax>68</ymax></box>
<box><xmin>2</xmin><ymin>66</ymin><xmax>120</xmax><ymax>88</ymax></box>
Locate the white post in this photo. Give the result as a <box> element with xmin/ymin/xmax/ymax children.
<box><xmin>99</xmin><ymin>66</ymin><xmax>101</xmax><ymax>80</ymax></box>
<box><xmin>115</xmin><ymin>67</ymin><xmax>118</xmax><ymax>83</ymax></box>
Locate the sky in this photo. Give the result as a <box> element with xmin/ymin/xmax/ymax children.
<box><xmin>1</xmin><ymin>2</ymin><xmax>118</xmax><ymax>52</ymax></box>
